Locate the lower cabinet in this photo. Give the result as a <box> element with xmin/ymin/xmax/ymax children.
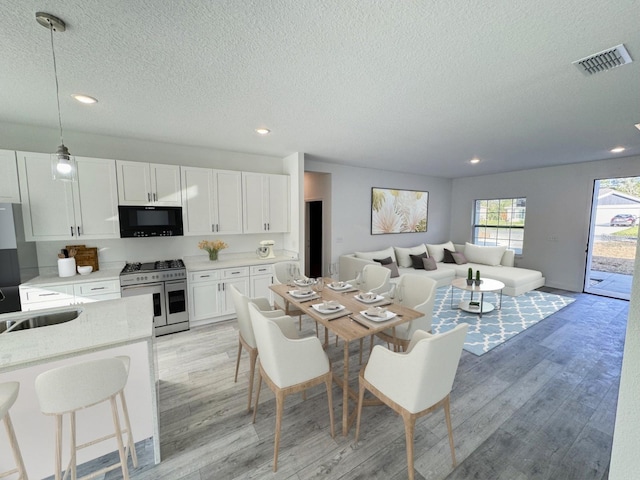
<box><xmin>188</xmin><ymin>264</ymin><xmax>274</xmax><ymax>323</ymax></box>
<box><xmin>19</xmin><ymin>279</ymin><xmax>121</xmax><ymax>311</ymax></box>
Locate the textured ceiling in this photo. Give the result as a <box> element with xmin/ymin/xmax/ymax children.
<box><xmin>1</xmin><ymin>0</ymin><xmax>639</xmax><ymax>178</ymax></box>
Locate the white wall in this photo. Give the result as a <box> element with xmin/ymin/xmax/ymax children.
<box><xmin>450</xmin><ymin>155</ymin><xmax>640</xmax><ymax>292</ymax></box>
<box><xmin>304</xmin><ymin>159</ymin><xmax>453</xmax><ymax>266</ymax></box>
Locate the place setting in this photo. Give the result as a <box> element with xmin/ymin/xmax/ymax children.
<box><xmin>287</xmin><ymin>288</ymin><xmax>320</xmax><ymax>302</ymax></box>
<box><xmin>310</xmin><ymin>299</ymin><xmax>351</xmax><ymax>321</ymax></box>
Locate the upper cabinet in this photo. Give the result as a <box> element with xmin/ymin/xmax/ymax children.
<box><xmin>242</xmin><ymin>173</ymin><xmax>290</xmax><ymax>233</ymax></box>
<box><xmin>116</xmin><ymin>160</ymin><xmax>181</xmax><ymax>206</ymax></box>
<box><xmin>181</xmin><ymin>167</ymin><xmax>243</xmax><ymax>235</ymax></box>
<box><xmin>0</xmin><ymin>149</ymin><xmax>21</xmax><ymax>203</ymax></box>
<box><xmin>17</xmin><ymin>152</ymin><xmax>120</xmax><ymax>241</ymax></box>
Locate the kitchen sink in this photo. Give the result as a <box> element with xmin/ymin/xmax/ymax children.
<box><xmin>1</xmin><ymin>308</ymin><xmax>82</xmax><ymax>334</ymax></box>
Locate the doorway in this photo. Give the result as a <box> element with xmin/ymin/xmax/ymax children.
<box><xmin>585</xmin><ymin>176</ymin><xmax>639</xmax><ymax>300</ymax></box>
<box><xmin>305</xmin><ymin>200</ymin><xmax>323</xmax><ymax>277</ymax></box>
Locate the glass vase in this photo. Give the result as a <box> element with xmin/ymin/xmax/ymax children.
<box><xmin>208</xmin><ymin>250</ymin><xmax>218</xmax><ymax>261</ymax></box>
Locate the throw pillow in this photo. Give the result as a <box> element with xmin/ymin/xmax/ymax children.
<box><xmin>426</xmin><ymin>241</ymin><xmax>455</xmax><ymax>262</ymax></box>
<box><xmin>393</xmin><ymin>244</ymin><xmax>427</xmax><ymax>268</ymax></box>
<box><xmin>450</xmin><ymin>251</ymin><xmax>468</xmax><ymax>265</ymax></box>
<box><xmin>374</xmin><ymin>257</ymin><xmax>400</xmax><ymax>278</ymax></box>
<box><xmin>355</xmin><ymin>247</ymin><xmax>397</xmax><ymax>263</ymax></box>
<box><xmin>464</xmin><ymin>242</ymin><xmax>507</xmax><ymax>266</ymax></box>
<box><xmin>422</xmin><ymin>257</ymin><xmax>437</xmax><ymax>271</ymax></box>
<box><xmin>410</xmin><ymin>252</ymin><xmax>428</xmax><ymax>269</ymax></box>
<box><xmin>443</xmin><ymin>248</ymin><xmax>456</xmax><ymax>263</ymax></box>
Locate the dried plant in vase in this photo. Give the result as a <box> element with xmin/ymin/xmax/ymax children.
<box><xmin>198</xmin><ymin>239</ymin><xmax>228</xmax><ymax>261</ymax></box>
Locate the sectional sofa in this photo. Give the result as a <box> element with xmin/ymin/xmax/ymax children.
<box><xmin>339</xmin><ymin>241</ymin><xmax>545</xmax><ymax>296</ymax></box>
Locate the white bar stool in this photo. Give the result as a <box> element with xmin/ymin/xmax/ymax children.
<box><xmin>0</xmin><ymin>381</ymin><xmax>28</xmax><ymax>480</ymax></box>
<box><xmin>35</xmin><ymin>357</ymin><xmax>138</xmax><ymax>480</ymax></box>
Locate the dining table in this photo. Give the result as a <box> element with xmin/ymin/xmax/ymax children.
<box><xmin>270</xmin><ymin>278</ymin><xmax>424</xmax><ymax>436</ymax></box>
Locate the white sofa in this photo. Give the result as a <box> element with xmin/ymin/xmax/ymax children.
<box><xmin>339</xmin><ymin>241</ymin><xmax>545</xmax><ymax>297</ymax></box>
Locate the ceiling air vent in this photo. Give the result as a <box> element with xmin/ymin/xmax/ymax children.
<box><xmin>573</xmin><ymin>44</ymin><xmax>633</xmax><ymax>76</ymax></box>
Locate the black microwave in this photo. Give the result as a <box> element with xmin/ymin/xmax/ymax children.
<box><xmin>118</xmin><ymin>206</ymin><xmax>183</xmax><ymax>238</ymax></box>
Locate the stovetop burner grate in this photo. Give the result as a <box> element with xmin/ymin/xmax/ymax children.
<box><xmin>120</xmin><ymin>259</ymin><xmax>185</xmax><ymax>275</ymax></box>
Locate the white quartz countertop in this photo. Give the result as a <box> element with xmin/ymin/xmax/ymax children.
<box><xmin>20</xmin><ymin>266</ymin><xmax>123</xmax><ymax>287</ymax></box>
<box><xmin>183</xmin><ymin>253</ymin><xmax>294</xmax><ymax>272</ymax></box>
<box><xmin>0</xmin><ymin>295</ymin><xmax>154</xmax><ymax>373</ymax></box>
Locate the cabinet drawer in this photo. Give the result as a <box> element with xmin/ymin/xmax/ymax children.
<box><xmin>190</xmin><ymin>270</ymin><xmax>221</xmax><ymax>283</ymax></box>
<box><xmin>250</xmin><ymin>264</ymin><xmax>273</xmax><ymax>276</ymax></box>
<box><xmin>20</xmin><ymin>284</ymin><xmax>74</xmax><ymax>304</ymax></box>
<box><xmin>73</xmin><ymin>280</ymin><xmax>120</xmax><ymax>297</ymax></box>
<box><xmin>223</xmin><ymin>267</ymin><xmax>250</xmax><ymax>279</ymax></box>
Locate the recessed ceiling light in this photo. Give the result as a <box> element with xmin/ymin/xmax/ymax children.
<box><xmin>610</xmin><ymin>146</ymin><xmax>626</xmax><ymax>153</ymax></box>
<box><xmin>255</xmin><ymin>128</ymin><xmax>270</xmax><ymax>135</ymax></box>
<box><xmin>72</xmin><ymin>94</ymin><xmax>98</xmax><ymax>104</ymax></box>
<box><xmin>470</xmin><ymin>157</ymin><xmax>480</xmax><ymax>164</ymax></box>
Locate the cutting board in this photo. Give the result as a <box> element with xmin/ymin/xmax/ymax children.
<box><xmin>66</xmin><ymin>244</ymin><xmax>99</xmax><ymax>272</ymax></box>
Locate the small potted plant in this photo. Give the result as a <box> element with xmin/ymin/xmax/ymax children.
<box><xmin>466</xmin><ymin>267</ymin><xmax>474</xmax><ymax>286</ymax></box>
<box><xmin>474</xmin><ymin>270</ymin><xmax>482</xmax><ymax>286</ymax></box>
<box><xmin>198</xmin><ymin>239</ymin><xmax>228</xmax><ymax>261</ymax></box>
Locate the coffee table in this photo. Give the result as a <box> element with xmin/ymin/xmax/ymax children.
<box><xmin>450</xmin><ymin>277</ymin><xmax>505</xmax><ymax>318</ymax></box>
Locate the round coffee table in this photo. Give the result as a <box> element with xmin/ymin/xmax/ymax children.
<box><xmin>450</xmin><ymin>277</ymin><xmax>505</xmax><ymax>318</ymax></box>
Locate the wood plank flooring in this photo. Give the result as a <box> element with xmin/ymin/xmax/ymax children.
<box><xmin>76</xmin><ymin>287</ymin><xmax>627</xmax><ymax>480</ymax></box>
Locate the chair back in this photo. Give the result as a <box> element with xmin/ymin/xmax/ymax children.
<box><xmin>230</xmin><ymin>284</ymin><xmax>257</xmax><ymax>348</ymax></box>
<box><xmin>273</xmin><ymin>261</ymin><xmax>301</xmax><ymax>285</ymax></box>
<box><xmin>397</xmin><ymin>274</ymin><xmax>437</xmax><ymax>335</ymax></box>
<box><xmin>362</xmin><ymin>264</ymin><xmax>391</xmax><ymax>294</ymax></box>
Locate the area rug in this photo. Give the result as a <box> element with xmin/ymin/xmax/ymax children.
<box><xmin>431</xmin><ymin>287</ymin><xmax>575</xmax><ymax>356</ymax></box>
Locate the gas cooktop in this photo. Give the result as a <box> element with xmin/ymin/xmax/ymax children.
<box><xmin>120</xmin><ymin>259</ymin><xmax>185</xmax><ymax>274</ymax></box>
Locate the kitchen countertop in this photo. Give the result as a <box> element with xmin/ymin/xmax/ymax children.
<box><xmin>20</xmin><ymin>265</ymin><xmax>123</xmax><ymax>287</ymax></box>
<box><xmin>0</xmin><ymin>295</ymin><xmax>154</xmax><ymax>373</ymax></box>
<box><xmin>183</xmin><ymin>253</ymin><xmax>295</xmax><ymax>272</ymax></box>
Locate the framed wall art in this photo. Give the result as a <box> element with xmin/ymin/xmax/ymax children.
<box><xmin>371</xmin><ymin>187</ymin><xmax>428</xmax><ymax>234</ymax></box>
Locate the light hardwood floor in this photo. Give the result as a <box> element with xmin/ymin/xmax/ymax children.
<box><xmin>73</xmin><ymin>287</ymin><xmax>626</xmax><ymax>480</ymax></box>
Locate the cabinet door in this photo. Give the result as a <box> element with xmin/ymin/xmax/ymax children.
<box><xmin>222</xmin><ymin>277</ymin><xmax>249</xmax><ymax>315</ymax></box>
<box><xmin>267</xmin><ymin>174</ymin><xmax>290</xmax><ymax>233</ymax></box>
<box><xmin>73</xmin><ymin>157</ymin><xmax>120</xmax><ymax>239</ymax></box>
<box><xmin>116</xmin><ymin>160</ymin><xmax>151</xmax><ymax>205</ymax></box>
<box><xmin>17</xmin><ymin>152</ymin><xmax>76</xmax><ymax>241</ymax></box>
<box><xmin>251</xmin><ymin>274</ymin><xmax>274</xmax><ymax>306</ymax></box>
<box><xmin>242</xmin><ymin>172</ymin><xmax>266</xmax><ymax>233</ymax></box>
<box><xmin>0</xmin><ymin>150</ymin><xmax>20</xmax><ymax>203</ymax></box>
<box><xmin>182</xmin><ymin>167</ymin><xmax>214</xmax><ymax>235</ymax></box>
<box><xmin>151</xmin><ymin>164</ymin><xmax>181</xmax><ymax>205</ymax></box>
<box><xmin>189</xmin><ymin>281</ymin><xmax>222</xmax><ymax>321</ymax></box>
<box><xmin>214</xmin><ymin>170</ymin><xmax>243</xmax><ymax>234</ymax></box>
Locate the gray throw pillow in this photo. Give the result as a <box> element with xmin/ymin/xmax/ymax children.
<box><xmin>422</xmin><ymin>257</ymin><xmax>437</xmax><ymax>270</ymax></box>
<box><xmin>443</xmin><ymin>248</ymin><xmax>457</xmax><ymax>263</ymax></box>
<box><xmin>374</xmin><ymin>257</ymin><xmax>400</xmax><ymax>278</ymax></box>
<box><xmin>410</xmin><ymin>252</ymin><xmax>428</xmax><ymax>269</ymax></box>
<box><xmin>451</xmin><ymin>251</ymin><xmax>468</xmax><ymax>265</ymax></box>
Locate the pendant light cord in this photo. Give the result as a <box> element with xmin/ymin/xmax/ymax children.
<box><xmin>49</xmin><ymin>23</ymin><xmax>64</xmax><ymax>146</ymax></box>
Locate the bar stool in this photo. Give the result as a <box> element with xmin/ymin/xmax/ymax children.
<box><xmin>35</xmin><ymin>357</ymin><xmax>138</xmax><ymax>480</ymax></box>
<box><xmin>0</xmin><ymin>381</ymin><xmax>28</xmax><ymax>480</ymax></box>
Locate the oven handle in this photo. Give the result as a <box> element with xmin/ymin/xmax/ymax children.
<box><xmin>121</xmin><ymin>283</ymin><xmax>164</xmax><ymax>293</ymax></box>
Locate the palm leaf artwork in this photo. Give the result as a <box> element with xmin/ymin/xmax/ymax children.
<box><xmin>371</xmin><ymin>187</ymin><xmax>428</xmax><ymax>234</ymax></box>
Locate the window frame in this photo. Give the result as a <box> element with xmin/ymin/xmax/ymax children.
<box><xmin>472</xmin><ymin>197</ymin><xmax>526</xmax><ymax>254</ymax></box>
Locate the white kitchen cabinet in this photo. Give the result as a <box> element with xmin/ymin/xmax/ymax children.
<box><xmin>188</xmin><ymin>267</ymin><xmax>250</xmax><ymax>322</ymax></box>
<box><xmin>17</xmin><ymin>152</ymin><xmax>119</xmax><ymax>241</ymax></box>
<box><xmin>0</xmin><ymin>149</ymin><xmax>20</xmax><ymax>203</ymax></box>
<box><xmin>73</xmin><ymin>279</ymin><xmax>121</xmax><ymax>304</ymax></box>
<box><xmin>181</xmin><ymin>167</ymin><xmax>243</xmax><ymax>235</ymax></box>
<box><xmin>19</xmin><ymin>279</ymin><xmax>120</xmax><ymax>311</ymax></box>
<box><xmin>116</xmin><ymin>160</ymin><xmax>181</xmax><ymax>206</ymax></box>
<box><xmin>242</xmin><ymin>173</ymin><xmax>290</xmax><ymax>233</ymax></box>
<box><xmin>250</xmin><ymin>264</ymin><xmax>274</xmax><ymax>305</ymax></box>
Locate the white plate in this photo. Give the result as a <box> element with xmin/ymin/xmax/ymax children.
<box><xmin>294</xmin><ymin>279</ymin><xmax>314</xmax><ymax>287</ymax></box>
<box><xmin>360</xmin><ymin>310</ymin><xmax>397</xmax><ymax>322</ymax></box>
<box><xmin>312</xmin><ymin>303</ymin><xmax>346</xmax><ymax>314</ymax></box>
<box><xmin>354</xmin><ymin>294</ymin><xmax>384</xmax><ymax>304</ymax></box>
<box><xmin>288</xmin><ymin>290</ymin><xmax>314</xmax><ymax>298</ymax></box>
<box><xmin>327</xmin><ymin>282</ymin><xmax>352</xmax><ymax>291</ymax></box>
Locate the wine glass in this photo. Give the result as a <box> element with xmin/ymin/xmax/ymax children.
<box><xmin>385</xmin><ymin>283</ymin><xmax>397</xmax><ymax>301</ymax></box>
<box><xmin>354</xmin><ymin>271</ymin><xmax>362</xmax><ymax>289</ymax></box>
<box><xmin>328</xmin><ymin>262</ymin><xmax>339</xmax><ymax>280</ymax></box>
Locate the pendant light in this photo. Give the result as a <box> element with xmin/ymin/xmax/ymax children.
<box><xmin>36</xmin><ymin>12</ymin><xmax>77</xmax><ymax>182</ymax></box>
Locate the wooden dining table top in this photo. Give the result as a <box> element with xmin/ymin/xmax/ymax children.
<box><xmin>269</xmin><ymin>280</ymin><xmax>423</xmax><ymax>342</ymax></box>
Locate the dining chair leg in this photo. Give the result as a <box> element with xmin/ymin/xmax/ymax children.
<box><xmin>273</xmin><ymin>390</ymin><xmax>285</xmax><ymax>472</ymax></box>
<box><xmin>119</xmin><ymin>391</ymin><xmax>139</xmax><ymax>467</ymax></box>
<box><xmin>247</xmin><ymin>349</ymin><xmax>258</xmax><ymax>412</ymax></box>
<box><xmin>54</xmin><ymin>414</ymin><xmax>62</xmax><ymax>480</ymax></box>
<box><xmin>444</xmin><ymin>395</ymin><xmax>457</xmax><ymax>466</ymax></box>
<box><xmin>3</xmin><ymin>412</ymin><xmax>28</xmax><ymax>480</ymax></box>
<box><xmin>402</xmin><ymin>411</ymin><xmax>417</xmax><ymax>480</ymax></box>
<box><xmin>325</xmin><ymin>373</ymin><xmax>335</xmax><ymax>438</ymax></box>
<box><xmin>70</xmin><ymin>411</ymin><xmax>77</xmax><ymax>480</ymax></box>
<box><xmin>358</xmin><ymin>338</ymin><xmax>364</xmax><ymax>365</ymax></box>
<box><xmin>234</xmin><ymin>339</ymin><xmax>243</xmax><ymax>383</ymax></box>
<box><xmin>252</xmin><ymin>369</ymin><xmax>263</xmax><ymax>424</ymax></box>
<box><xmin>354</xmin><ymin>383</ymin><xmax>366</xmax><ymax>443</ymax></box>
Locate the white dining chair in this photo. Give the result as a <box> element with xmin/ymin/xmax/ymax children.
<box><xmin>272</xmin><ymin>261</ymin><xmax>305</xmax><ymax>329</ymax></box>
<box><xmin>230</xmin><ymin>284</ymin><xmax>284</xmax><ymax>412</ymax></box>
<box><xmin>355</xmin><ymin>324</ymin><xmax>469</xmax><ymax>480</ymax></box>
<box><xmin>248</xmin><ymin>303</ymin><xmax>334</xmax><ymax>472</ymax></box>
<box><xmin>346</xmin><ymin>264</ymin><xmax>391</xmax><ymax>295</ymax></box>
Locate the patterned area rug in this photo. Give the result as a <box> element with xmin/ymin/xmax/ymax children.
<box><xmin>432</xmin><ymin>287</ymin><xmax>575</xmax><ymax>356</ymax></box>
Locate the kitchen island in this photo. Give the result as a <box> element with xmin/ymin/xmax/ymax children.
<box><xmin>0</xmin><ymin>295</ymin><xmax>159</xmax><ymax>479</ymax></box>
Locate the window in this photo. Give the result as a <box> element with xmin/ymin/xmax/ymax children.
<box><xmin>473</xmin><ymin>198</ymin><xmax>526</xmax><ymax>254</ymax></box>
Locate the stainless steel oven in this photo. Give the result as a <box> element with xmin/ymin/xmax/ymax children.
<box><xmin>120</xmin><ymin>259</ymin><xmax>188</xmax><ymax>336</ymax></box>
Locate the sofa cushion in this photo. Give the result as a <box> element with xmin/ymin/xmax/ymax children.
<box><xmin>464</xmin><ymin>243</ymin><xmax>506</xmax><ymax>266</ymax></box>
<box><xmin>451</xmin><ymin>251</ymin><xmax>468</xmax><ymax>265</ymax></box>
<box><xmin>410</xmin><ymin>252</ymin><xmax>428</xmax><ymax>269</ymax></box>
<box><xmin>426</xmin><ymin>241</ymin><xmax>455</xmax><ymax>262</ymax></box>
<box><xmin>374</xmin><ymin>256</ymin><xmax>400</xmax><ymax>278</ymax></box>
<box><xmin>355</xmin><ymin>247</ymin><xmax>396</xmax><ymax>263</ymax></box>
<box><xmin>422</xmin><ymin>257</ymin><xmax>437</xmax><ymax>271</ymax></box>
<box><xmin>394</xmin><ymin>244</ymin><xmax>427</xmax><ymax>268</ymax></box>
<box><xmin>443</xmin><ymin>248</ymin><xmax>456</xmax><ymax>263</ymax></box>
